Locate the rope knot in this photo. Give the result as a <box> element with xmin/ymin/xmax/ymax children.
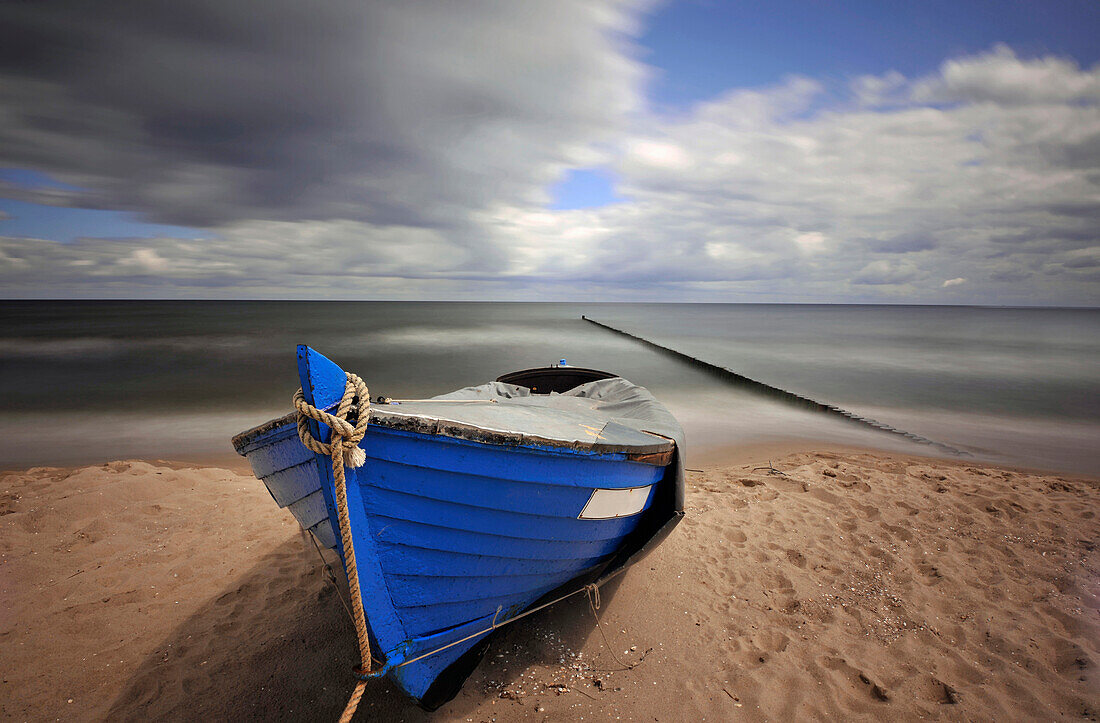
<box><xmin>585</xmin><ymin>582</ymin><xmax>601</xmax><ymax>611</ymax></box>
<box><xmin>293</xmin><ymin>372</ymin><xmax>370</xmax><ymax>469</ymax></box>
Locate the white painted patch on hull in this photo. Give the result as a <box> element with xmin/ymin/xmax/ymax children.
<box><xmin>578</xmin><ymin>485</ymin><xmax>653</xmax><ymax>519</ymax></box>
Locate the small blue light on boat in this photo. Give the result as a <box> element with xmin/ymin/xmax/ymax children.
<box><xmin>559</xmin><ymin>358</ymin><xmax>568</xmax><ymax>366</ymax></box>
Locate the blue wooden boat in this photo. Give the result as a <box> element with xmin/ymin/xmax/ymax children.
<box><xmin>231</xmin><ymin>346</ymin><xmax>684</xmax><ymax>709</ymax></box>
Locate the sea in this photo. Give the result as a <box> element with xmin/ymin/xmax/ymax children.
<box><xmin>1</xmin><ymin>301</ymin><xmax>1098</xmax><ymax>474</ymax></box>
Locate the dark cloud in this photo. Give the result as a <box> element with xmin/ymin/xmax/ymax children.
<box><xmin>1063</xmin><ymin>255</ymin><xmax>1099</xmax><ymax>269</ymax></box>
<box><xmin>1031</xmin><ymin>203</ymin><xmax>1100</xmax><ymax>222</ymax></box>
<box><xmin>0</xmin><ymin>1</ymin><xmax>644</xmax><ymax>230</ymax></box>
<box><xmin>989</xmin><ymin>269</ymin><xmax>1033</xmax><ymax>282</ymax></box>
<box><xmin>863</xmin><ymin>233</ymin><xmax>938</xmax><ymax>254</ymax></box>
<box><xmin>989</xmin><ymin>226</ymin><xmax>1098</xmax><ymax>249</ymax></box>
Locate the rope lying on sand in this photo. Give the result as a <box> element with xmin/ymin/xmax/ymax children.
<box><xmin>581</xmin><ymin>315</ymin><xmax>969</xmax><ymax>457</ymax></box>
<box><xmin>294</xmin><ymin>373</ymin><xmax>373</xmax><ymax>723</ymax></box>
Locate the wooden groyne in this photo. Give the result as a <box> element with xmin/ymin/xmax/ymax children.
<box><xmin>582</xmin><ymin>315</ymin><xmax>969</xmax><ymax>456</ymax></box>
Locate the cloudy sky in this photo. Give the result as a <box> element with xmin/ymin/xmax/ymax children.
<box><xmin>0</xmin><ymin>0</ymin><xmax>1097</xmax><ymax>304</ymax></box>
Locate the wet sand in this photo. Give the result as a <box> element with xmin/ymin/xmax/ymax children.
<box><xmin>2</xmin><ymin>451</ymin><xmax>1097</xmax><ymax>721</ymax></box>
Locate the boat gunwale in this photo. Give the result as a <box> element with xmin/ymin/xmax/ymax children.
<box><xmin>232</xmin><ymin>407</ymin><xmax>676</xmax><ymax>463</ymax></box>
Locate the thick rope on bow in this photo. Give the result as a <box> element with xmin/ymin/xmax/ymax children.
<box><xmin>293</xmin><ymin>372</ymin><xmax>373</xmax><ymax>723</ymax></box>
<box><xmin>293</xmin><ymin>372</ymin><xmax>369</xmax><ymax>469</ymax></box>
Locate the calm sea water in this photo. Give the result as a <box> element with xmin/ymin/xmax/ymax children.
<box><xmin>1</xmin><ymin>301</ymin><xmax>1097</xmax><ymax>473</ymax></box>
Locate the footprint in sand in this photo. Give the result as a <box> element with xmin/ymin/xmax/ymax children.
<box><xmin>808</xmin><ymin>488</ymin><xmax>843</xmax><ymax>506</ymax></box>
<box><xmin>916</xmin><ymin>675</ymin><xmax>959</xmax><ymax>705</ymax></box>
<box><xmin>1052</xmin><ymin>638</ymin><xmax>1092</xmax><ymax>677</ymax></box>
<box><xmin>784</xmin><ymin>549</ymin><xmax>807</xmax><ymax>567</ymax></box>
<box><xmin>756</xmin><ymin>629</ymin><xmax>790</xmax><ymax>653</ymax></box>
<box><xmin>914</xmin><ymin>559</ymin><xmax>944</xmax><ymax>583</ymax></box>
<box><xmin>820</xmin><ymin>656</ymin><xmax>890</xmax><ymax>702</ymax></box>
<box><xmin>894</xmin><ymin>500</ymin><xmax>921</xmax><ymax>516</ymax></box>
<box><xmin>0</xmin><ymin>491</ymin><xmax>19</xmax><ymax>515</ymax></box>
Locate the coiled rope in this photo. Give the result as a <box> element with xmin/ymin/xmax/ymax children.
<box><xmin>293</xmin><ymin>372</ymin><xmax>372</xmax><ymax>723</ymax></box>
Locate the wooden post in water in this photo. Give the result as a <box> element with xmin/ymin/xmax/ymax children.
<box><xmin>581</xmin><ymin>315</ymin><xmax>968</xmax><ymax>457</ymax></box>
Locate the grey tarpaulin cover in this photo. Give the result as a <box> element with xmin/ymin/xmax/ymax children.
<box><xmin>379</xmin><ymin>377</ymin><xmax>682</xmax><ymax>458</ymax></box>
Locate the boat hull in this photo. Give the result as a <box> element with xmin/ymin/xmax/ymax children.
<box><xmin>232</xmin><ymin>348</ymin><xmax>683</xmax><ymax>708</ymax></box>
<box><xmin>237</xmin><ymin>418</ymin><xmax>669</xmax><ymax>705</ymax></box>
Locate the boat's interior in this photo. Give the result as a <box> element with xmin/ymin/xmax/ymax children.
<box><xmin>495</xmin><ymin>366</ymin><xmax>616</xmax><ymax>394</ymax></box>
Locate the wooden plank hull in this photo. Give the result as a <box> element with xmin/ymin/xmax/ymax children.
<box><xmin>232</xmin><ymin>347</ymin><xmax>682</xmax><ymax>708</ymax></box>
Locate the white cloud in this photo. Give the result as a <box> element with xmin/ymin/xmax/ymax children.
<box><xmin>581</xmin><ymin>45</ymin><xmax>1100</xmax><ymax>303</ymax></box>
<box><xmin>625</xmin><ymin>139</ymin><xmax>693</xmax><ymax>170</ymax></box>
<box><xmin>853</xmin><ymin>260</ymin><xmax>918</xmax><ymax>286</ymax></box>
<box><xmin>915</xmin><ymin>44</ymin><xmax>1100</xmax><ymax>106</ymax></box>
<box><xmin>794</xmin><ymin>232</ymin><xmax>827</xmax><ymax>254</ymax></box>
<box><xmin>122</xmin><ymin>248</ymin><xmax>168</xmax><ymax>273</ymax></box>
<box><xmin>0</xmin><ymin>28</ymin><xmax>1098</xmax><ymax>304</ymax></box>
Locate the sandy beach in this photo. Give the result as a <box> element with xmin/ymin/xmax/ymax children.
<box><xmin>4</xmin><ymin>0</ymin><xmax>1098</xmax><ymax>719</ymax></box>
<box><xmin>2</xmin><ymin>450</ymin><xmax>1097</xmax><ymax>721</ymax></box>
